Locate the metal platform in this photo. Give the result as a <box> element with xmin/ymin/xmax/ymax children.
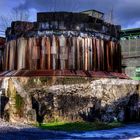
<box><xmin>0</xmin><ymin>70</ymin><xmax>129</xmax><ymax>79</ymax></box>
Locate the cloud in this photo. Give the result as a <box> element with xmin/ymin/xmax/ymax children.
<box><xmin>125</xmin><ymin>21</ymin><xmax>140</xmax><ymax>29</ymax></box>
<box><xmin>28</xmin><ymin>8</ymin><xmax>37</xmax><ymax>21</ymax></box>
<box><xmin>1</xmin><ymin>0</ymin><xmax>140</xmax><ymax>32</ymax></box>
<box><xmin>0</xmin><ymin>0</ymin><xmax>29</xmax><ymax>36</ymax></box>
<box><xmin>16</xmin><ymin>0</ymin><xmax>140</xmax><ymax>29</ymax></box>
<box><xmin>0</xmin><ymin>0</ymin><xmax>24</xmax><ymax>16</ymax></box>
<box><xmin>17</xmin><ymin>0</ymin><xmax>113</xmax><ymax>12</ymax></box>
<box><xmin>113</xmin><ymin>0</ymin><xmax>140</xmax><ymax>28</ymax></box>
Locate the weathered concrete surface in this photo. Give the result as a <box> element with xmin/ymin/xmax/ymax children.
<box><xmin>0</xmin><ymin>77</ymin><xmax>140</xmax><ymax>123</ymax></box>
<box><xmin>122</xmin><ymin>58</ymin><xmax>140</xmax><ymax>77</ymax></box>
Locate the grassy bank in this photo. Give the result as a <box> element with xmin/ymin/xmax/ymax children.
<box><xmin>37</xmin><ymin>121</ymin><xmax>122</xmax><ymax>132</ymax></box>
<box><xmin>132</xmin><ymin>77</ymin><xmax>140</xmax><ymax>80</ymax></box>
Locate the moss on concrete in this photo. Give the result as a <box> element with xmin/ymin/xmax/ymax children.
<box><xmin>15</xmin><ymin>94</ymin><xmax>24</xmax><ymax>115</ymax></box>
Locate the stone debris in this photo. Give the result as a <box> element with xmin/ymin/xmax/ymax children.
<box><xmin>0</xmin><ymin>118</ymin><xmax>33</xmax><ymax>130</ymax></box>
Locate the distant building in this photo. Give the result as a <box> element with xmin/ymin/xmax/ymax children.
<box><xmin>121</xmin><ymin>28</ymin><xmax>140</xmax><ymax>80</ymax></box>
<box><xmin>81</xmin><ymin>9</ymin><xmax>104</xmax><ymax>19</ymax></box>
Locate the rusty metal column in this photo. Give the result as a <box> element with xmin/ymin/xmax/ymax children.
<box><xmin>87</xmin><ymin>37</ymin><xmax>90</xmax><ymax>71</ymax></box>
<box><xmin>32</xmin><ymin>37</ymin><xmax>37</xmax><ymax>70</ymax></box>
<box><xmin>72</xmin><ymin>37</ymin><xmax>76</xmax><ymax>70</ymax></box>
<box><xmin>17</xmin><ymin>37</ymin><xmax>27</xmax><ymax>70</ymax></box>
<box><xmin>93</xmin><ymin>37</ymin><xmax>97</xmax><ymax>71</ymax></box>
<box><xmin>89</xmin><ymin>37</ymin><xmax>93</xmax><ymax>71</ymax></box>
<box><xmin>59</xmin><ymin>35</ymin><xmax>66</xmax><ymax>70</ymax></box>
<box><xmin>40</xmin><ymin>36</ymin><xmax>46</xmax><ymax>69</ymax></box>
<box><xmin>28</xmin><ymin>38</ymin><xmax>33</xmax><ymax>70</ymax></box>
<box><xmin>96</xmin><ymin>38</ymin><xmax>100</xmax><ymax>71</ymax></box>
<box><xmin>9</xmin><ymin>40</ymin><xmax>14</xmax><ymax>70</ymax></box>
<box><xmin>77</xmin><ymin>36</ymin><xmax>82</xmax><ymax>70</ymax></box>
<box><xmin>55</xmin><ymin>36</ymin><xmax>60</xmax><ymax>70</ymax></box>
<box><xmin>68</xmin><ymin>37</ymin><xmax>73</xmax><ymax>70</ymax></box>
<box><xmin>101</xmin><ymin>39</ymin><xmax>104</xmax><ymax>71</ymax></box>
<box><xmin>9</xmin><ymin>41</ymin><xmax>13</xmax><ymax>70</ymax></box>
<box><xmin>84</xmin><ymin>37</ymin><xmax>88</xmax><ymax>71</ymax></box>
<box><xmin>25</xmin><ymin>38</ymin><xmax>29</xmax><ymax>70</ymax></box>
<box><xmin>5</xmin><ymin>42</ymin><xmax>10</xmax><ymax>70</ymax></box>
<box><xmin>51</xmin><ymin>35</ymin><xmax>57</xmax><ymax>70</ymax></box>
<box><xmin>110</xmin><ymin>41</ymin><xmax>114</xmax><ymax>71</ymax></box>
<box><xmin>46</xmin><ymin>37</ymin><xmax>51</xmax><ymax>70</ymax></box>
<box><xmin>82</xmin><ymin>37</ymin><xmax>85</xmax><ymax>70</ymax></box>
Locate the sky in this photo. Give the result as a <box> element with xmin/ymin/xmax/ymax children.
<box><xmin>0</xmin><ymin>0</ymin><xmax>140</xmax><ymax>36</ymax></box>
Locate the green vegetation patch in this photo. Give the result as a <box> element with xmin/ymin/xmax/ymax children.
<box><xmin>15</xmin><ymin>93</ymin><xmax>24</xmax><ymax>116</ymax></box>
<box><xmin>37</xmin><ymin>121</ymin><xmax>122</xmax><ymax>132</ymax></box>
<box><xmin>132</xmin><ymin>77</ymin><xmax>140</xmax><ymax>81</ymax></box>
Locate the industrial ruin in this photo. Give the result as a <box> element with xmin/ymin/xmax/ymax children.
<box><xmin>0</xmin><ymin>10</ymin><xmax>124</xmax><ymax>77</ymax></box>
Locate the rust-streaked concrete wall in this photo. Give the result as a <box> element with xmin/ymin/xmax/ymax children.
<box><xmin>121</xmin><ymin>30</ymin><xmax>140</xmax><ymax>78</ymax></box>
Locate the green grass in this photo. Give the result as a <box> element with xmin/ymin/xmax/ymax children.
<box><xmin>132</xmin><ymin>77</ymin><xmax>140</xmax><ymax>80</ymax></box>
<box><xmin>37</xmin><ymin>121</ymin><xmax>122</xmax><ymax>132</ymax></box>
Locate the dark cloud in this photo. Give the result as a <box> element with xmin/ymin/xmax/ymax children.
<box><xmin>1</xmin><ymin>0</ymin><xmax>140</xmax><ymax>29</ymax></box>
<box><xmin>16</xmin><ymin>0</ymin><xmax>140</xmax><ymax>28</ymax></box>
<box><xmin>17</xmin><ymin>0</ymin><xmax>113</xmax><ymax>12</ymax></box>
<box><xmin>113</xmin><ymin>0</ymin><xmax>140</xmax><ymax>28</ymax></box>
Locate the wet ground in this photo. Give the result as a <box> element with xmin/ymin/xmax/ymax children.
<box><xmin>0</xmin><ymin>123</ymin><xmax>140</xmax><ymax>140</ymax></box>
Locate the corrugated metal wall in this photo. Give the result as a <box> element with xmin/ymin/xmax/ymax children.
<box><xmin>4</xmin><ymin>35</ymin><xmax>121</xmax><ymax>72</ymax></box>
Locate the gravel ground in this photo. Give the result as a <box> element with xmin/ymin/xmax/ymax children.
<box><xmin>0</xmin><ymin>119</ymin><xmax>140</xmax><ymax>140</ymax></box>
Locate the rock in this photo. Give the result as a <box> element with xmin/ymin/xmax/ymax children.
<box><xmin>26</xmin><ymin>109</ymin><xmax>36</xmax><ymax>124</ymax></box>
<box><xmin>117</xmin><ymin>109</ymin><xmax>125</xmax><ymax>122</ymax></box>
<box><xmin>0</xmin><ymin>77</ymin><xmax>140</xmax><ymax>123</ymax></box>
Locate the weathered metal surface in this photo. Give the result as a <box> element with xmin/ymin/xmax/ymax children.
<box><xmin>4</xmin><ymin>36</ymin><xmax>121</xmax><ymax>72</ymax></box>
<box><xmin>0</xmin><ymin>70</ymin><xmax>128</xmax><ymax>79</ymax></box>
<box><xmin>3</xmin><ymin>12</ymin><xmax>122</xmax><ymax>77</ymax></box>
<box><xmin>6</xmin><ymin>12</ymin><xmax>120</xmax><ymax>39</ymax></box>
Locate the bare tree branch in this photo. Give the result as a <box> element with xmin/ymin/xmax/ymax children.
<box><xmin>0</xmin><ymin>8</ymin><xmax>29</xmax><ymax>35</ymax></box>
